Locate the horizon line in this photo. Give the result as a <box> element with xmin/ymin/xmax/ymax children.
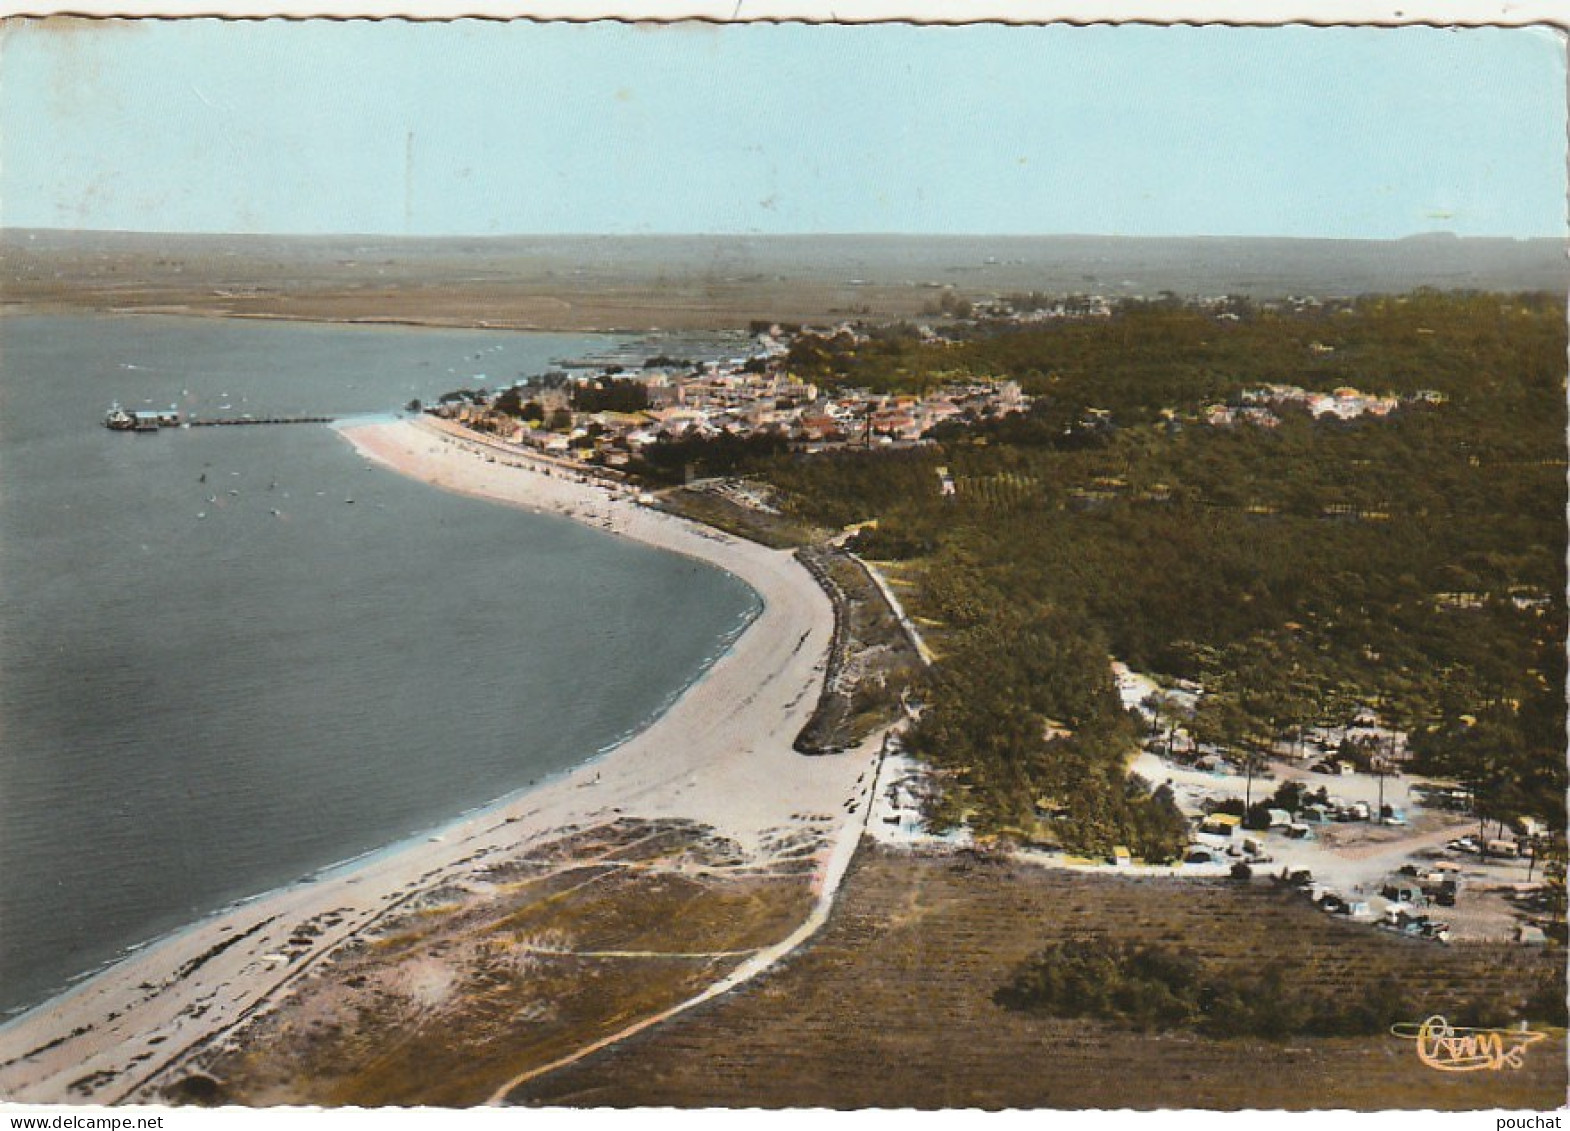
<box><xmin>7</xmin><ymin>226</ymin><xmax>1567</xmax><ymax>243</ymax></box>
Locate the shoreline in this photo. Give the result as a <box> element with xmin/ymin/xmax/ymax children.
<box><xmin>0</xmin><ymin>415</ymin><xmax>873</xmax><ymax>1106</ymax></box>
<box><xmin>0</xmin><ymin>301</ymin><xmax>653</xmax><ymax>336</ymax></box>
<box><xmin>0</xmin><ymin>295</ymin><xmax>843</xmax><ymax>337</ymax></box>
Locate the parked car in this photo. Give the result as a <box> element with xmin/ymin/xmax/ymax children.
<box><xmin>1382</xmin><ymin>883</ymin><xmax>1425</xmax><ymax>904</ymax></box>
<box><xmin>1240</xmin><ymin>836</ymin><xmax>1272</xmax><ymax>863</ymax></box>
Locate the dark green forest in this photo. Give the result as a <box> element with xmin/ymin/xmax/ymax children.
<box><xmin>680</xmin><ymin>292</ymin><xmax>1568</xmax><ymax>855</ymax></box>
<box><xmin>994</xmin><ymin>935</ymin><xmax>1568</xmax><ymax>1035</ymax></box>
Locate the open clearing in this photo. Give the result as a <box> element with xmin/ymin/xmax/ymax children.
<box><xmin>170</xmin><ymin>819</ymin><xmax>816</xmax><ymax>1107</ymax></box>
<box><xmin>513</xmin><ymin>843</ymin><xmax>1565</xmax><ymax>1110</ymax></box>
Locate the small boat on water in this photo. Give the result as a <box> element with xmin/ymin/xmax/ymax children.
<box><xmin>105</xmin><ymin>406</ymin><xmax>181</xmax><ymax>431</ymax></box>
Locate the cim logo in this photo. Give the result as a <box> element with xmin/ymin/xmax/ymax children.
<box><xmin>1391</xmin><ymin>1015</ymin><xmax>1548</xmax><ymax>1073</ymax></box>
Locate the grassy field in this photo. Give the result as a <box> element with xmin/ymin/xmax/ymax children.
<box><xmin>792</xmin><ymin>548</ymin><xmax>922</xmax><ymax>754</ymax></box>
<box><xmin>174</xmin><ymin>819</ymin><xmax>816</xmax><ymax>1107</ymax></box>
<box><xmin>512</xmin><ymin>844</ymin><xmax>1566</xmax><ymax>1110</ymax></box>
<box><xmin>652</xmin><ymin>486</ymin><xmax>817</xmax><ymax>550</ymax></box>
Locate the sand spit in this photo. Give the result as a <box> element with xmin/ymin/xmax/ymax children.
<box><xmin>0</xmin><ymin>416</ymin><xmax>874</xmax><ymax>1106</ymax></box>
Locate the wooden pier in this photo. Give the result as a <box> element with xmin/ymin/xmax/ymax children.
<box><xmin>107</xmin><ymin>408</ymin><xmax>336</xmax><ymax>431</ymax></box>
<box><xmin>185</xmin><ymin>416</ymin><xmax>336</xmax><ymax>428</ymax></box>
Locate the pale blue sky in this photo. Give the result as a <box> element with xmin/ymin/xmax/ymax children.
<box><xmin>1</xmin><ymin>20</ymin><xmax>1564</xmax><ymax>238</ymax></box>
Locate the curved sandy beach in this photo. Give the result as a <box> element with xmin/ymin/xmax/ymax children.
<box><xmin>0</xmin><ymin>416</ymin><xmax>874</xmax><ymax>1106</ymax></box>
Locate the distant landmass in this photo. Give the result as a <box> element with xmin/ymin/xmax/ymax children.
<box><xmin>4</xmin><ymin>230</ymin><xmax>1565</xmax><ymax>332</ymax></box>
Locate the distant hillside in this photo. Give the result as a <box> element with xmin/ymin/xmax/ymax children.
<box><xmin>4</xmin><ymin>231</ymin><xmax>1564</xmax><ymax>332</ymax></box>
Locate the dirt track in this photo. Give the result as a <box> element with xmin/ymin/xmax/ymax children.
<box><xmin>513</xmin><ymin>844</ymin><xmax>1567</xmax><ymax>1111</ymax></box>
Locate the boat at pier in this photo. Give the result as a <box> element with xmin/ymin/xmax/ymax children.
<box><xmin>105</xmin><ymin>408</ymin><xmax>334</xmax><ymax>431</ymax></box>
<box><xmin>105</xmin><ymin>406</ymin><xmax>181</xmax><ymax>431</ymax></box>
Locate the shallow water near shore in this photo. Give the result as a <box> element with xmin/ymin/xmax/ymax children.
<box><xmin>0</xmin><ymin>314</ymin><xmax>759</xmax><ymax>1018</ymax></box>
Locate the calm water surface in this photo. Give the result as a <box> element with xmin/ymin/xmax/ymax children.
<box><xmin>0</xmin><ymin>315</ymin><xmax>760</xmax><ymax>1017</ymax></box>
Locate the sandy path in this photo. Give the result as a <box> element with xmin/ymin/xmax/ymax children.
<box><xmin>485</xmin><ymin>726</ymin><xmax>885</xmax><ymax>1106</ymax></box>
<box><xmin>0</xmin><ymin>416</ymin><xmax>872</xmax><ymax>1106</ymax></box>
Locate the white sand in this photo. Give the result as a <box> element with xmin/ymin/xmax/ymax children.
<box><xmin>0</xmin><ymin>416</ymin><xmax>874</xmax><ymax>1106</ymax></box>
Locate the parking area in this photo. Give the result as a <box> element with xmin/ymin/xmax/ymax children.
<box><xmin>1133</xmin><ymin>748</ymin><xmax>1553</xmax><ymax>942</ymax></box>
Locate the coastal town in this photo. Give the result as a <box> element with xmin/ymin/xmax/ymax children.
<box><xmin>425</xmin><ymin>322</ymin><xmax>1028</xmax><ymax>468</ymax></box>
<box><xmin>418</xmin><ymin>314</ymin><xmax>1439</xmax><ymax>477</ymax></box>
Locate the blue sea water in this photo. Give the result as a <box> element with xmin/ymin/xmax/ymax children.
<box><xmin>0</xmin><ymin>314</ymin><xmax>760</xmax><ymax>1018</ymax></box>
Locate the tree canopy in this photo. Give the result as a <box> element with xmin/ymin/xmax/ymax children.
<box><xmin>754</xmin><ymin>291</ymin><xmax>1566</xmax><ymax>845</ymax></box>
